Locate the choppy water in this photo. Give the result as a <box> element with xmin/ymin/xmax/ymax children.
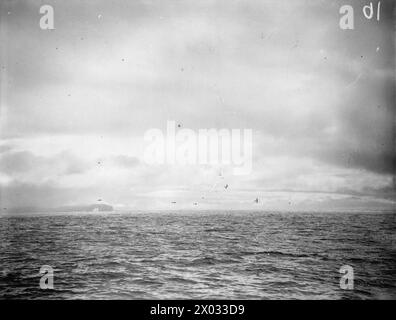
<box><xmin>0</xmin><ymin>211</ymin><xmax>395</xmax><ymax>299</ymax></box>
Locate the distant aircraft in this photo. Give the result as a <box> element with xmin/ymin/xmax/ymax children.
<box><xmin>254</xmin><ymin>198</ymin><xmax>259</xmax><ymax>203</ymax></box>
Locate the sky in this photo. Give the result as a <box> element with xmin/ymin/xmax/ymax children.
<box><xmin>0</xmin><ymin>0</ymin><xmax>395</xmax><ymax>211</ymax></box>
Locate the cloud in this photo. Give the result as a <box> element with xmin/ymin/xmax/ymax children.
<box><xmin>112</xmin><ymin>155</ymin><xmax>140</xmax><ymax>168</ymax></box>
<box><xmin>0</xmin><ymin>150</ymin><xmax>89</xmax><ymax>182</ymax></box>
<box><xmin>0</xmin><ymin>181</ymin><xmax>92</xmax><ymax>209</ymax></box>
<box><xmin>0</xmin><ymin>0</ymin><xmax>394</xmax><ymax>210</ymax></box>
<box><xmin>0</xmin><ymin>145</ymin><xmax>12</xmax><ymax>153</ymax></box>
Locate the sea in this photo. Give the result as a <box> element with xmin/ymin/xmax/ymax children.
<box><xmin>0</xmin><ymin>211</ymin><xmax>395</xmax><ymax>299</ymax></box>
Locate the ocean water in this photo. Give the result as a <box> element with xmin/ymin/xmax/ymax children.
<box><xmin>0</xmin><ymin>211</ymin><xmax>395</xmax><ymax>300</ymax></box>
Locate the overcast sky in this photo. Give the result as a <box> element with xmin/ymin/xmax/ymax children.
<box><xmin>0</xmin><ymin>0</ymin><xmax>395</xmax><ymax>211</ymax></box>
